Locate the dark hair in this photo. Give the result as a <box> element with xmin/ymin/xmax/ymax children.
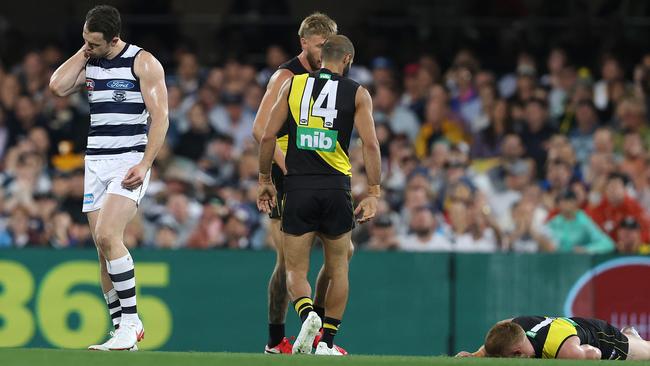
<box><xmin>607</xmin><ymin>172</ymin><xmax>629</xmax><ymax>185</ymax></box>
<box><xmin>85</xmin><ymin>5</ymin><xmax>121</xmax><ymax>42</ymax></box>
<box><xmin>322</xmin><ymin>35</ymin><xmax>355</xmax><ymax>62</ymax></box>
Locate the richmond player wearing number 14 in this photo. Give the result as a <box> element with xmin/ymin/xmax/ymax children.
<box><xmin>257</xmin><ymin>35</ymin><xmax>381</xmax><ymax>356</ymax></box>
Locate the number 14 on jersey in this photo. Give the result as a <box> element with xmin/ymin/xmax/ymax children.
<box><xmin>299</xmin><ymin>77</ymin><xmax>339</xmax><ymax>128</ymax></box>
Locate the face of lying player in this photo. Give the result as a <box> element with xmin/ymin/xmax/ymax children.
<box><xmin>301</xmin><ymin>34</ymin><xmax>328</xmax><ymax>70</ymax></box>
<box><xmin>82</xmin><ymin>23</ymin><xmax>118</xmax><ymax>59</ymax></box>
<box><xmin>505</xmin><ymin>337</ymin><xmax>536</xmax><ymax>358</ymax></box>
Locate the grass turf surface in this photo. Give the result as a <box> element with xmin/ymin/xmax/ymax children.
<box><xmin>2</xmin><ymin>349</ymin><xmax>649</xmax><ymax>366</ymax></box>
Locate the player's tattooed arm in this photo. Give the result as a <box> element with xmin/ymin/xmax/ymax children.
<box><xmin>49</xmin><ymin>45</ymin><xmax>88</xmax><ymax>97</ymax></box>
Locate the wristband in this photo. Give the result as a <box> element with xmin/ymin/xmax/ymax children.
<box><xmin>259</xmin><ymin>173</ymin><xmax>272</xmax><ymax>183</ymax></box>
<box><xmin>367</xmin><ymin>185</ymin><xmax>381</xmax><ymax>198</ymax></box>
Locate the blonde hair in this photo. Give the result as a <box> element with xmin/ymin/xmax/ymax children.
<box><xmin>298</xmin><ymin>12</ymin><xmax>337</xmax><ymax>38</ymax></box>
<box><xmin>484</xmin><ymin>322</ymin><xmax>526</xmax><ymax>357</ymax></box>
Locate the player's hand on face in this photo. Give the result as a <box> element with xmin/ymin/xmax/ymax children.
<box><xmin>354</xmin><ymin>196</ymin><xmax>378</xmax><ymax>224</ymax></box>
<box><xmin>256</xmin><ymin>182</ymin><xmax>277</xmax><ymax>213</ymax></box>
<box><xmin>122</xmin><ymin>162</ymin><xmax>149</xmax><ymax>190</ymax></box>
<box><xmin>80</xmin><ymin>44</ymin><xmax>91</xmax><ymax>59</ymax></box>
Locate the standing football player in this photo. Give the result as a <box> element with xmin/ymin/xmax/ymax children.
<box><xmin>252</xmin><ymin>12</ymin><xmax>348</xmax><ymax>355</ymax></box>
<box><xmin>49</xmin><ymin>4</ymin><xmax>168</xmax><ymax>351</ymax></box>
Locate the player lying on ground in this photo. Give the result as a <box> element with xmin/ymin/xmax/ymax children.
<box><xmin>457</xmin><ymin>316</ymin><xmax>650</xmax><ymax>360</ymax></box>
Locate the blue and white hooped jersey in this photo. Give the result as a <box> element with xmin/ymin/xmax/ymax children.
<box><xmin>85</xmin><ymin>44</ymin><xmax>148</xmax><ymax>159</ymax></box>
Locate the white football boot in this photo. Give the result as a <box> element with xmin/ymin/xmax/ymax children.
<box><xmin>88</xmin><ymin>331</ymin><xmax>139</xmax><ymax>351</ymax></box>
<box><xmin>107</xmin><ymin>319</ymin><xmax>145</xmax><ymax>351</ymax></box>
<box><xmin>315</xmin><ymin>342</ymin><xmax>344</xmax><ymax>356</ymax></box>
<box><xmin>292</xmin><ymin>311</ymin><xmax>322</xmax><ymax>354</ymax></box>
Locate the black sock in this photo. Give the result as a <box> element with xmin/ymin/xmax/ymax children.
<box><xmin>293</xmin><ymin>297</ymin><xmax>314</xmax><ymax>323</ymax></box>
<box><xmin>313</xmin><ymin>305</ymin><xmax>325</xmax><ymax>323</ymax></box>
<box><xmin>268</xmin><ymin>323</ymin><xmax>285</xmax><ymax>348</ymax></box>
<box><xmin>322</xmin><ymin>317</ymin><xmax>341</xmax><ymax>348</ymax></box>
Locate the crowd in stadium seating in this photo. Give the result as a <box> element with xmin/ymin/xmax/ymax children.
<box><xmin>2</xmin><ymin>44</ymin><xmax>650</xmax><ymax>254</ymax></box>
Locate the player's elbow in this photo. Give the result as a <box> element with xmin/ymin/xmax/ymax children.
<box><xmin>49</xmin><ymin>79</ymin><xmax>67</xmax><ymax>97</ymax></box>
<box><xmin>251</xmin><ymin>123</ymin><xmax>263</xmax><ymax>142</ymax></box>
<box><xmin>260</xmin><ymin>132</ymin><xmax>275</xmax><ymax>145</ymax></box>
<box><xmin>362</xmin><ymin>139</ymin><xmax>380</xmax><ymax>154</ymax></box>
<box><xmin>582</xmin><ymin>346</ymin><xmax>602</xmax><ymax>360</ymax></box>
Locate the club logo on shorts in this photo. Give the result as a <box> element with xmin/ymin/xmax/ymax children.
<box><xmin>107</xmin><ymin>79</ymin><xmax>135</xmax><ymax>90</ymax></box>
<box><xmin>296</xmin><ymin>127</ymin><xmax>337</xmax><ymax>152</ymax></box>
<box><xmin>564</xmin><ymin>257</ymin><xmax>650</xmax><ymax>339</ymax></box>
<box><xmin>83</xmin><ymin>193</ymin><xmax>94</xmax><ymax>205</ymax></box>
<box><xmin>112</xmin><ymin>90</ymin><xmax>127</xmax><ymax>102</ymax></box>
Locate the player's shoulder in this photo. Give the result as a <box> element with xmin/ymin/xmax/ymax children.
<box><xmin>268</xmin><ymin>68</ymin><xmax>295</xmax><ymax>89</ymax></box>
<box><xmin>133</xmin><ymin>50</ymin><xmax>164</xmax><ymax>77</ymax></box>
<box><xmin>133</xmin><ymin>49</ymin><xmax>158</xmax><ymax>64</ymax></box>
<box><xmin>278</xmin><ymin>56</ymin><xmax>308</xmax><ymax>75</ymax></box>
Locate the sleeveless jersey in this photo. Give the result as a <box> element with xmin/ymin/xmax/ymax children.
<box><xmin>276</xmin><ymin>57</ymin><xmax>309</xmax><ymax>154</ymax></box>
<box><xmin>284</xmin><ymin>68</ymin><xmax>360</xmax><ymax>191</ymax></box>
<box><xmin>85</xmin><ymin>43</ymin><xmax>148</xmax><ymax>159</ymax></box>
<box><xmin>513</xmin><ymin>316</ymin><xmax>581</xmax><ymax>359</ymax></box>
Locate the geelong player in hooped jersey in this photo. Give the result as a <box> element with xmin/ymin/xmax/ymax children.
<box><xmin>49</xmin><ymin>5</ymin><xmax>168</xmax><ymax>351</ymax></box>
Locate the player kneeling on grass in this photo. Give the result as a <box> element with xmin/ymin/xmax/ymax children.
<box><xmin>457</xmin><ymin>316</ymin><xmax>650</xmax><ymax>360</ymax></box>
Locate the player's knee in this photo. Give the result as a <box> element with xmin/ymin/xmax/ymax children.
<box><xmin>94</xmin><ymin>227</ymin><xmax>119</xmax><ymax>253</ymax></box>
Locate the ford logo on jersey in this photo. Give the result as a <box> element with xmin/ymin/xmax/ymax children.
<box><xmin>107</xmin><ymin>80</ymin><xmax>135</xmax><ymax>90</ymax></box>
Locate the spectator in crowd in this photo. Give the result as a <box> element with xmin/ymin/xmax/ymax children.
<box><xmin>448</xmin><ymin>64</ymin><xmax>481</xmax><ymax>128</ymax></box>
<box><xmin>155</xmin><ymin>193</ymin><xmax>201</xmax><ymax>248</ymax></box>
<box><xmin>169</xmin><ymin>52</ymin><xmax>202</xmax><ymax>97</ymax></box>
<box><xmin>210</xmin><ymin>92</ymin><xmax>255</xmax><ymax>153</ymax></box>
<box><xmin>594</xmin><ymin>55</ymin><xmax>625</xmax><ymax>120</ymax></box>
<box><xmin>257</xmin><ymin>45</ymin><xmax>288</xmax><ymax>86</ymax></box>
<box><xmin>586</xmin><ymin>172</ymin><xmax>650</xmax><ymax>243</ymax></box>
<box><xmin>174</xmin><ymin>103</ymin><xmax>215</xmax><ymax>161</ymax></box>
<box><xmin>547</xmin><ymin>190</ymin><xmax>615</xmax><ymax>254</ymax></box>
<box><xmin>372</xmin><ymin>84</ymin><xmax>420</xmax><ymax>141</ymax></box>
<box><xmin>485</xmin><ymin>159</ymin><xmax>533</xmax><ymax>231</ymax></box>
<box><xmin>620</xmin><ymin>131</ymin><xmax>647</xmax><ymax>190</ymax></box>
<box><xmin>507</xmin><ymin>198</ymin><xmax>556</xmax><ymax>253</ymax></box>
<box><xmin>398</xmin><ymin>205</ymin><xmax>451</xmax><ymax>252</ymax></box>
<box><xmin>569</xmin><ymin>100</ymin><xmax>600</xmax><ymax>166</ymax></box>
<box><xmin>519</xmin><ymin>98</ymin><xmax>557</xmax><ymax>178</ymax></box>
<box><xmin>471</xmin><ymin>98</ymin><xmax>512</xmax><ymax>159</ymax></box>
<box><xmin>615</xmin><ymin>216</ymin><xmax>650</xmax><ymax>254</ymax></box>
<box><xmin>364</xmin><ymin>214</ymin><xmax>399</xmax><ymax>251</ymax></box>
<box><xmin>400</xmin><ymin>63</ymin><xmax>427</xmax><ymax>120</ymax></box>
<box><xmin>415</xmin><ymin>95</ymin><xmax>466</xmax><ymax>159</ymax></box>
<box><xmin>3</xmin><ymin>37</ymin><xmax>650</xmax><ymax>254</ymax></box>
<box><xmin>221</xmin><ymin>206</ymin><xmax>252</xmax><ymax>249</ymax></box>
<box><xmin>447</xmin><ymin>198</ymin><xmax>500</xmax><ymax>253</ymax></box>
<box><xmin>614</xmin><ymin>96</ymin><xmax>650</xmax><ymax>150</ymax></box>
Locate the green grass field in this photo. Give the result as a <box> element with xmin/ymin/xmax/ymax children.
<box><xmin>2</xmin><ymin>349</ymin><xmax>650</xmax><ymax>366</ymax></box>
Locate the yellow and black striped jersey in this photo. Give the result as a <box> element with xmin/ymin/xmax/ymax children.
<box><xmin>275</xmin><ymin>57</ymin><xmax>309</xmax><ymax>154</ymax></box>
<box><xmin>284</xmin><ymin>68</ymin><xmax>360</xmax><ymax>191</ymax></box>
<box><xmin>513</xmin><ymin>316</ymin><xmax>578</xmax><ymax>358</ymax></box>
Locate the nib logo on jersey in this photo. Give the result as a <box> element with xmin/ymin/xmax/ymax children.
<box><xmin>296</xmin><ymin>126</ymin><xmax>337</xmax><ymax>152</ymax></box>
<box><xmin>564</xmin><ymin>257</ymin><xmax>650</xmax><ymax>339</ymax></box>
